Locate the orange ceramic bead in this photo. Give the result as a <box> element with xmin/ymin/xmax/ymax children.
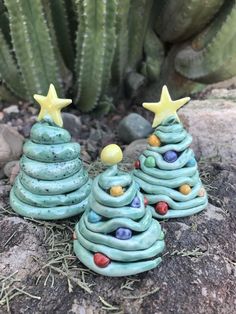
<box><xmin>110</xmin><ymin>185</ymin><xmax>124</xmax><ymax>197</ymax></box>
<box><xmin>179</xmin><ymin>184</ymin><xmax>192</xmax><ymax>195</ymax></box>
<box><xmin>148</xmin><ymin>134</ymin><xmax>161</xmax><ymax>147</ymax></box>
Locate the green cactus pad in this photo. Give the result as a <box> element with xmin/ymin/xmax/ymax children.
<box><xmin>175</xmin><ymin>1</ymin><xmax>236</xmax><ymax>83</ymax></box>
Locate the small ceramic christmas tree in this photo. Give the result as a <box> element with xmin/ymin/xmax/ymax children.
<box><xmin>10</xmin><ymin>84</ymin><xmax>91</xmax><ymax>220</ymax></box>
<box><xmin>73</xmin><ymin>144</ymin><xmax>165</xmax><ymax>276</ymax></box>
<box><xmin>133</xmin><ymin>85</ymin><xmax>208</xmax><ymax>219</ymax></box>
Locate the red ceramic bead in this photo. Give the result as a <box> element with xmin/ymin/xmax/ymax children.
<box><xmin>144</xmin><ymin>197</ymin><xmax>148</xmax><ymax>207</ymax></box>
<box><xmin>155</xmin><ymin>202</ymin><xmax>168</xmax><ymax>215</ymax></box>
<box><xmin>134</xmin><ymin>160</ymin><xmax>140</xmax><ymax>169</ymax></box>
<box><xmin>94</xmin><ymin>253</ymin><xmax>110</xmax><ymax>268</ymax></box>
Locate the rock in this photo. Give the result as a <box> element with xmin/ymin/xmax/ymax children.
<box><xmin>0</xmin><ymin>216</ymin><xmax>46</xmax><ymax>280</ymax></box>
<box><xmin>0</xmin><ymin>162</ymin><xmax>235</xmax><ymax>313</ymax></box>
<box><xmin>123</xmin><ymin>139</ymin><xmax>148</xmax><ymax>161</ymax></box>
<box><xmin>3</xmin><ymin>160</ymin><xmax>20</xmax><ymax>184</ymax></box>
<box><xmin>208</xmin><ymin>88</ymin><xmax>236</xmax><ymax>100</ymax></box>
<box><xmin>125</xmin><ymin>72</ymin><xmax>147</xmax><ymax>98</ymax></box>
<box><xmin>0</xmin><ymin>124</ymin><xmax>24</xmax><ymax>169</ymax></box>
<box><xmin>179</xmin><ymin>99</ymin><xmax>236</xmax><ymax>162</ymax></box>
<box><xmin>62</xmin><ymin>112</ymin><xmax>82</xmax><ymax>138</ymax></box>
<box><xmin>0</xmin><ymin>111</ymin><xmax>4</xmax><ymax>120</ymax></box>
<box><xmin>118</xmin><ymin>113</ymin><xmax>152</xmax><ymax>144</ymax></box>
<box><xmin>3</xmin><ymin>104</ymin><xmax>19</xmax><ymax>114</ymax></box>
<box><xmin>0</xmin><ymin>168</ymin><xmax>5</xmax><ymax>179</ymax></box>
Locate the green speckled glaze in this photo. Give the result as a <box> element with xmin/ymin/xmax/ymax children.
<box><xmin>10</xmin><ymin>120</ymin><xmax>91</xmax><ymax>220</ymax></box>
<box><xmin>133</xmin><ymin>116</ymin><xmax>208</xmax><ymax>219</ymax></box>
<box><xmin>73</xmin><ymin>165</ymin><xmax>165</xmax><ymax>277</ymax></box>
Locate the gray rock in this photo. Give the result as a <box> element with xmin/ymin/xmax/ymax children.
<box><xmin>1</xmin><ymin>162</ymin><xmax>235</xmax><ymax>313</ymax></box>
<box><xmin>125</xmin><ymin>72</ymin><xmax>147</xmax><ymax>98</ymax></box>
<box><xmin>0</xmin><ymin>124</ymin><xmax>24</xmax><ymax>169</ymax></box>
<box><xmin>62</xmin><ymin>112</ymin><xmax>82</xmax><ymax>138</ymax></box>
<box><xmin>0</xmin><ymin>216</ymin><xmax>46</xmax><ymax>280</ymax></box>
<box><xmin>3</xmin><ymin>105</ymin><xmax>19</xmax><ymax>114</ymax></box>
<box><xmin>179</xmin><ymin>99</ymin><xmax>236</xmax><ymax>162</ymax></box>
<box><xmin>3</xmin><ymin>160</ymin><xmax>20</xmax><ymax>184</ymax></box>
<box><xmin>118</xmin><ymin>113</ymin><xmax>152</xmax><ymax>144</ymax></box>
<box><xmin>208</xmin><ymin>88</ymin><xmax>236</xmax><ymax>100</ymax></box>
<box><xmin>124</xmin><ymin>139</ymin><xmax>148</xmax><ymax>161</ymax></box>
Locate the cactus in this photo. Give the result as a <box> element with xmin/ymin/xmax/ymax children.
<box><xmin>154</xmin><ymin>0</ymin><xmax>225</xmax><ymax>42</ymax></box>
<box><xmin>141</xmin><ymin>28</ymin><xmax>164</xmax><ymax>82</ymax></box>
<box><xmin>0</xmin><ymin>31</ymin><xmax>27</xmax><ymax>99</ymax></box>
<box><xmin>4</xmin><ymin>0</ymin><xmax>62</xmax><ymax>97</ymax></box>
<box><xmin>128</xmin><ymin>0</ymin><xmax>153</xmax><ymax>69</ymax></box>
<box><xmin>74</xmin><ymin>0</ymin><xmax>117</xmax><ymax>112</ymax></box>
<box><xmin>49</xmin><ymin>0</ymin><xmax>74</xmax><ymax>71</ymax></box>
<box><xmin>111</xmin><ymin>0</ymin><xmax>130</xmax><ymax>86</ymax></box>
<box><xmin>0</xmin><ymin>0</ymin><xmax>236</xmax><ymax>111</ymax></box>
<box><xmin>175</xmin><ymin>0</ymin><xmax>236</xmax><ymax>83</ymax></box>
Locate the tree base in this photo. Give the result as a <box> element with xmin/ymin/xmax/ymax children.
<box><xmin>10</xmin><ymin>188</ymin><xmax>90</xmax><ymax>220</ymax></box>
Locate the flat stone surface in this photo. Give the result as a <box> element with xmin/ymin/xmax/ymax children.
<box><xmin>209</xmin><ymin>88</ymin><xmax>236</xmax><ymax>100</ymax></box>
<box><xmin>118</xmin><ymin>113</ymin><xmax>153</xmax><ymax>144</ymax></box>
<box><xmin>0</xmin><ymin>162</ymin><xmax>235</xmax><ymax>314</ymax></box>
<box><xmin>179</xmin><ymin>99</ymin><xmax>236</xmax><ymax>162</ymax></box>
<box><xmin>0</xmin><ymin>124</ymin><xmax>24</xmax><ymax>169</ymax></box>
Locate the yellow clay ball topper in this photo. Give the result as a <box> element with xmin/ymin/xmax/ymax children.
<box><xmin>101</xmin><ymin>144</ymin><xmax>123</xmax><ymax>166</ymax></box>
<box><xmin>143</xmin><ymin>85</ymin><xmax>190</xmax><ymax>128</ymax></box>
<box><xmin>33</xmin><ymin>84</ymin><xmax>72</xmax><ymax>127</ymax></box>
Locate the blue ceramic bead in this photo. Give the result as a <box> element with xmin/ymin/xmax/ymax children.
<box><xmin>115</xmin><ymin>228</ymin><xmax>132</xmax><ymax>240</ymax></box>
<box><xmin>88</xmin><ymin>210</ymin><xmax>102</xmax><ymax>223</ymax></box>
<box><xmin>130</xmin><ymin>196</ymin><xmax>141</xmax><ymax>208</ymax></box>
<box><xmin>163</xmin><ymin>150</ymin><xmax>178</xmax><ymax>163</ymax></box>
<box><xmin>186</xmin><ymin>158</ymin><xmax>196</xmax><ymax>167</ymax></box>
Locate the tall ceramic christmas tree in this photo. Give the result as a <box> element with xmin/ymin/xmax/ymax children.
<box><xmin>73</xmin><ymin>144</ymin><xmax>165</xmax><ymax>276</ymax></box>
<box><xmin>133</xmin><ymin>85</ymin><xmax>208</xmax><ymax>219</ymax></box>
<box><xmin>10</xmin><ymin>84</ymin><xmax>91</xmax><ymax>220</ymax></box>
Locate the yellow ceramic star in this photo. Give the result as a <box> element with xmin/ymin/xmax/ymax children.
<box><xmin>143</xmin><ymin>85</ymin><xmax>190</xmax><ymax>128</ymax></box>
<box><xmin>33</xmin><ymin>84</ymin><xmax>72</xmax><ymax>127</ymax></box>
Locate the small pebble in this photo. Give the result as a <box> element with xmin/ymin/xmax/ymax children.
<box><xmin>3</xmin><ymin>105</ymin><xmax>19</xmax><ymax>114</ymax></box>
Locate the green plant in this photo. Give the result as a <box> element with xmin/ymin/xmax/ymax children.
<box><xmin>0</xmin><ymin>0</ymin><xmax>235</xmax><ymax>111</ymax></box>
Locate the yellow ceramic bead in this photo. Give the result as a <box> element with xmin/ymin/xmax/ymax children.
<box><xmin>110</xmin><ymin>186</ymin><xmax>124</xmax><ymax>197</ymax></box>
<box><xmin>100</xmin><ymin>144</ymin><xmax>123</xmax><ymax>165</ymax></box>
<box><xmin>179</xmin><ymin>184</ymin><xmax>191</xmax><ymax>195</ymax></box>
<box><xmin>148</xmin><ymin>134</ymin><xmax>161</xmax><ymax>147</ymax></box>
<box><xmin>198</xmin><ymin>187</ymin><xmax>205</xmax><ymax>197</ymax></box>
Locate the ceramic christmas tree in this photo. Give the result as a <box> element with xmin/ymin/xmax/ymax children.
<box><xmin>10</xmin><ymin>84</ymin><xmax>91</xmax><ymax>220</ymax></box>
<box><xmin>133</xmin><ymin>85</ymin><xmax>208</xmax><ymax>219</ymax></box>
<box><xmin>73</xmin><ymin>144</ymin><xmax>165</xmax><ymax>277</ymax></box>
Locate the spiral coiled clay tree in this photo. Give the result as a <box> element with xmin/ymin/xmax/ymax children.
<box><xmin>0</xmin><ymin>0</ymin><xmax>235</xmax><ymax>112</ymax></box>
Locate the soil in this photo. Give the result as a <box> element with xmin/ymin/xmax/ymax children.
<box><xmin>0</xmin><ymin>87</ymin><xmax>236</xmax><ymax>313</ymax></box>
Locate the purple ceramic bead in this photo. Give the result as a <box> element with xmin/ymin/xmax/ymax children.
<box><xmin>115</xmin><ymin>228</ymin><xmax>132</xmax><ymax>240</ymax></box>
<box><xmin>163</xmin><ymin>150</ymin><xmax>178</xmax><ymax>163</ymax></box>
<box><xmin>130</xmin><ymin>196</ymin><xmax>141</xmax><ymax>208</ymax></box>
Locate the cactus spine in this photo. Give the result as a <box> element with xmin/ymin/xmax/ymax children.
<box><xmin>0</xmin><ymin>0</ymin><xmax>235</xmax><ymax>109</ymax></box>
<box><xmin>0</xmin><ymin>31</ymin><xmax>27</xmax><ymax>99</ymax></box>
<box><xmin>49</xmin><ymin>0</ymin><xmax>74</xmax><ymax>71</ymax></box>
<box><xmin>74</xmin><ymin>0</ymin><xmax>117</xmax><ymax>112</ymax></box>
<box><xmin>5</xmin><ymin>0</ymin><xmax>62</xmax><ymax>97</ymax></box>
<box><xmin>111</xmin><ymin>0</ymin><xmax>130</xmax><ymax>85</ymax></box>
